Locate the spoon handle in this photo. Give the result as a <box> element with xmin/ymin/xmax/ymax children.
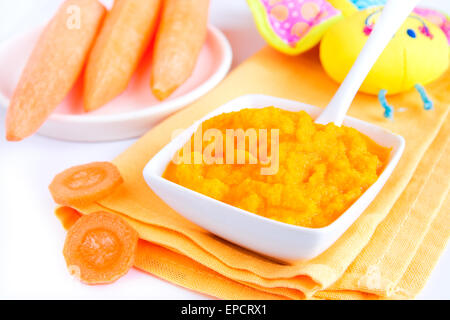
<box><xmin>315</xmin><ymin>0</ymin><xmax>421</xmax><ymax>126</ymax></box>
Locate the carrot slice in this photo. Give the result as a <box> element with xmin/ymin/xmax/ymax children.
<box><xmin>84</xmin><ymin>0</ymin><xmax>162</xmax><ymax>111</ymax></box>
<box><xmin>63</xmin><ymin>211</ymin><xmax>139</xmax><ymax>285</ymax></box>
<box><xmin>5</xmin><ymin>0</ymin><xmax>105</xmax><ymax>141</ymax></box>
<box><xmin>49</xmin><ymin>162</ymin><xmax>123</xmax><ymax>206</ymax></box>
<box><xmin>151</xmin><ymin>0</ymin><xmax>210</xmax><ymax>100</ymax></box>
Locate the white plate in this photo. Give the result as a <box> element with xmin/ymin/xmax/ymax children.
<box><xmin>143</xmin><ymin>95</ymin><xmax>405</xmax><ymax>262</ymax></box>
<box><xmin>0</xmin><ymin>25</ymin><xmax>232</xmax><ymax>141</ymax></box>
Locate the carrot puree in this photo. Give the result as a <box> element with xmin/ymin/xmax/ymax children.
<box><xmin>163</xmin><ymin>107</ymin><xmax>390</xmax><ymax>228</ymax></box>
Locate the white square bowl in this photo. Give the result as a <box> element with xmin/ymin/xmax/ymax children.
<box><xmin>143</xmin><ymin>95</ymin><xmax>405</xmax><ymax>262</ymax></box>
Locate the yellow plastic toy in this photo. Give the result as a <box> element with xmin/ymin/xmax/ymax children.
<box><xmin>320</xmin><ymin>7</ymin><xmax>449</xmax><ymax>119</ymax></box>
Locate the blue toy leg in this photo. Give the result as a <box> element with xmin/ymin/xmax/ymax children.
<box><xmin>378</xmin><ymin>89</ymin><xmax>393</xmax><ymax>120</ymax></box>
<box><xmin>414</xmin><ymin>84</ymin><xmax>433</xmax><ymax>110</ymax></box>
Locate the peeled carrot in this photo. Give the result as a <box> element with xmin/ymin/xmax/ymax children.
<box><xmin>63</xmin><ymin>211</ymin><xmax>139</xmax><ymax>285</ymax></box>
<box><xmin>151</xmin><ymin>0</ymin><xmax>210</xmax><ymax>100</ymax></box>
<box><xmin>49</xmin><ymin>161</ymin><xmax>123</xmax><ymax>207</ymax></box>
<box><xmin>5</xmin><ymin>0</ymin><xmax>105</xmax><ymax>141</ymax></box>
<box><xmin>84</xmin><ymin>0</ymin><xmax>162</xmax><ymax>111</ymax></box>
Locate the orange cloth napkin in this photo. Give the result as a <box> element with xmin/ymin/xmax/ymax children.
<box><xmin>56</xmin><ymin>47</ymin><xmax>449</xmax><ymax>299</ymax></box>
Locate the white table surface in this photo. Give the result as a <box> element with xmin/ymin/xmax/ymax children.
<box><xmin>0</xmin><ymin>0</ymin><xmax>448</xmax><ymax>300</ymax></box>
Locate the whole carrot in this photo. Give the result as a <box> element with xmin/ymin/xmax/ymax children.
<box><xmin>6</xmin><ymin>0</ymin><xmax>105</xmax><ymax>141</ymax></box>
<box><xmin>151</xmin><ymin>0</ymin><xmax>210</xmax><ymax>100</ymax></box>
<box><xmin>84</xmin><ymin>0</ymin><xmax>162</xmax><ymax>111</ymax></box>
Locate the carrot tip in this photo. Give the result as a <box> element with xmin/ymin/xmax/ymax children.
<box><xmin>82</xmin><ymin>98</ymin><xmax>99</xmax><ymax>112</ymax></box>
<box><xmin>5</xmin><ymin>131</ymin><xmax>23</xmax><ymax>142</ymax></box>
<box><xmin>151</xmin><ymin>86</ymin><xmax>171</xmax><ymax>101</ymax></box>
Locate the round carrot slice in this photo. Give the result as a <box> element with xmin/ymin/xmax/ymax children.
<box><xmin>49</xmin><ymin>162</ymin><xmax>123</xmax><ymax>206</ymax></box>
<box><xmin>63</xmin><ymin>211</ymin><xmax>139</xmax><ymax>285</ymax></box>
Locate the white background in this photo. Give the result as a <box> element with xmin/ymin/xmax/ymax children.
<box><xmin>0</xmin><ymin>0</ymin><xmax>448</xmax><ymax>299</ymax></box>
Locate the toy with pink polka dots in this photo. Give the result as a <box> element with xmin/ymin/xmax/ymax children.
<box><xmin>262</xmin><ymin>0</ymin><xmax>338</xmax><ymax>46</ymax></box>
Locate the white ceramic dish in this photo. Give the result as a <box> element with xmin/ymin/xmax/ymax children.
<box><xmin>0</xmin><ymin>25</ymin><xmax>232</xmax><ymax>141</ymax></box>
<box><xmin>143</xmin><ymin>94</ymin><xmax>405</xmax><ymax>262</ymax></box>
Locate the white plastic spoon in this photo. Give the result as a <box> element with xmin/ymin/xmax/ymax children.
<box><xmin>315</xmin><ymin>0</ymin><xmax>421</xmax><ymax>126</ymax></box>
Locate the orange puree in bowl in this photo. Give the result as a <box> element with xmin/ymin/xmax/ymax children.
<box><xmin>163</xmin><ymin>107</ymin><xmax>390</xmax><ymax>228</ymax></box>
